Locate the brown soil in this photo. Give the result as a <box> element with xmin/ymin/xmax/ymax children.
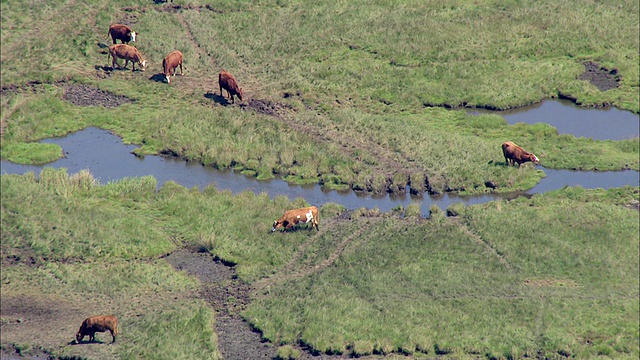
<box><xmin>578</xmin><ymin>61</ymin><xmax>620</xmax><ymax>92</ymax></box>
<box><xmin>163</xmin><ymin>248</ymin><xmax>356</xmax><ymax>360</ymax></box>
<box><xmin>0</xmin><ymin>288</ymin><xmax>119</xmax><ymax>360</ymax></box>
<box><xmin>62</xmin><ymin>84</ymin><xmax>134</xmax><ymax>108</ymax></box>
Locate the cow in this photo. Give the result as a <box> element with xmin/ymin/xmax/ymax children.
<box><xmin>272</xmin><ymin>206</ymin><xmax>319</xmax><ymax>232</ymax></box>
<box><xmin>75</xmin><ymin>315</ymin><xmax>118</xmax><ymax>344</ymax></box>
<box><xmin>162</xmin><ymin>50</ymin><xmax>184</xmax><ymax>83</ymax></box>
<box><xmin>107</xmin><ymin>24</ymin><xmax>137</xmax><ymax>45</ymax></box>
<box><xmin>501</xmin><ymin>141</ymin><xmax>540</xmax><ymax>167</ymax></box>
<box><xmin>218</xmin><ymin>70</ymin><xmax>244</xmax><ymax>104</ymax></box>
<box><xmin>108</xmin><ymin>44</ymin><xmax>147</xmax><ymax>71</ymax></box>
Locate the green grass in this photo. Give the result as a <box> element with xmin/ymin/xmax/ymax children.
<box><xmin>2</xmin><ymin>168</ymin><xmax>638</xmax><ymax>359</ymax></box>
<box><xmin>2</xmin><ymin>1</ymin><xmax>639</xmax><ymax>359</ymax></box>
<box><xmin>245</xmin><ymin>187</ymin><xmax>639</xmax><ymax>358</ymax></box>
<box><xmin>1</xmin><ymin>0</ymin><xmax>638</xmax><ymax>193</ymax></box>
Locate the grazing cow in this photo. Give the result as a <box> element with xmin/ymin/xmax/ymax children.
<box><xmin>107</xmin><ymin>24</ymin><xmax>137</xmax><ymax>44</ymax></box>
<box><xmin>501</xmin><ymin>141</ymin><xmax>540</xmax><ymax>167</ymax></box>
<box><xmin>75</xmin><ymin>315</ymin><xmax>118</xmax><ymax>344</ymax></box>
<box><xmin>108</xmin><ymin>44</ymin><xmax>147</xmax><ymax>71</ymax></box>
<box><xmin>272</xmin><ymin>206</ymin><xmax>319</xmax><ymax>232</ymax></box>
<box><xmin>162</xmin><ymin>50</ymin><xmax>183</xmax><ymax>83</ymax></box>
<box><xmin>218</xmin><ymin>70</ymin><xmax>244</xmax><ymax>104</ymax></box>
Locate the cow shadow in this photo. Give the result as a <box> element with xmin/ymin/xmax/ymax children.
<box><xmin>95</xmin><ymin>65</ymin><xmax>114</xmax><ymax>72</ymax></box>
<box><xmin>69</xmin><ymin>339</ymin><xmax>106</xmax><ymax>345</ymax></box>
<box><xmin>204</xmin><ymin>92</ymin><xmax>231</xmax><ymax>105</ymax></box>
<box><xmin>149</xmin><ymin>73</ymin><xmax>166</xmax><ymax>83</ymax></box>
<box><xmin>96</xmin><ymin>64</ymin><xmax>144</xmax><ymax>73</ymax></box>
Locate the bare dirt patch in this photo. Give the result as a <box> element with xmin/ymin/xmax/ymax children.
<box><xmin>164</xmin><ymin>249</ymin><xmax>356</xmax><ymax>360</ymax></box>
<box><xmin>62</xmin><ymin>84</ymin><xmax>134</xmax><ymax>108</ymax></box>
<box><xmin>0</xmin><ymin>291</ymin><xmax>117</xmax><ymax>360</ymax></box>
<box><xmin>0</xmin><ymin>81</ymin><xmax>134</xmax><ymax>109</ymax></box>
<box><xmin>578</xmin><ymin>61</ymin><xmax>620</xmax><ymax>92</ymax></box>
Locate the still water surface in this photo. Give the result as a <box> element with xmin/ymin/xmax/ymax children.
<box><xmin>2</xmin><ymin>125</ymin><xmax>637</xmax><ymax>215</ymax></box>
<box><xmin>468</xmin><ymin>99</ymin><xmax>639</xmax><ymax>140</ymax></box>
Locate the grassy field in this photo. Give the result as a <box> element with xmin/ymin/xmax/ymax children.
<box><xmin>1</xmin><ymin>0</ymin><xmax>639</xmax><ymax>359</ymax></box>
<box><xmin>1</xmin><ymin>0</ymin><xmax>638</xmax><ymax>194</ymax></box>
<box><xmin>2</xmin><ymin>170</ymin><xmax>638</xmax><ymax>359</ymax></box>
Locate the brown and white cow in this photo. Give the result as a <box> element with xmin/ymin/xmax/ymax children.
<box><xmin>108</xmin><ymin>44</ymin><xmax>147</xmax><ymax>71</ymax></box>
<box><xmin>75</xmin><ymin>315</ymin><xmax>118</xmax><ymax>344</ymax></box>
<box><xmin>162</xmin><ymin>50</ymin><xmax>183</xmax><ymax>83</ymax></box>
<box><xmin>272</xmin><ymin>206</ymin><xmax>319</xmax><ymax>232</ymax></box>
<box><xmin>107</xmin><ymin>24</ymin><xmax>137</xmax><ymax>45</ymax></box>
<box><xmin>218</xmin><ymin>70</ymin><xmax>244</xmax><ymax>104</ymax></box>
<box><xmin>501</xmin><ymin>141</ymin><xmax>539</xmax><ymax>167</ymax></box>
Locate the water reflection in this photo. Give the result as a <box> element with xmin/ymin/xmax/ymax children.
<box><xmin>1</xmin><ymin>127</ymin><xmax>638</xmax><ymax>215</ymax></box>
<box><xmin>468</xmin><ymin>99</ymin><xmax>640</xmax><ymax>140</ymax></box>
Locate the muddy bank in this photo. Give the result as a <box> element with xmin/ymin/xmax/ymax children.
<box><xmin>163</xmin><ymin>249</ymin><xmax>355</xmax><ymax>360</ymax></box>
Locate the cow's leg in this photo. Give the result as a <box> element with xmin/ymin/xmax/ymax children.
<box><xmin>110</xmin><ymin>330</ymin><xmax>116</xmax><ymax>343</ymax></box>
<box><xmin>179</xmin><ymin>63</ymin><xmax>183</xmax><ymax>75</ymax></box>
<box><xmin>89</xmin><ymin>332</ymin><xmax>95</xmax><ymax>342</ymax></box>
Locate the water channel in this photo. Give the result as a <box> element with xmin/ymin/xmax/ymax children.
<box><xmin>1</xmin><ymin>100</ymin><xmax>638</xmax><ymax>215</ymax></box>
<box><xmin>467</xmin><ymin>98</ymin><xmax>640</xmax><ymax>140</ymax></box>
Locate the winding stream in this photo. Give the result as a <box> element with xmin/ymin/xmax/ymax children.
<box><xmin>1</xmin><ymin>101</ymin><xmax>638</xmax><ymax>215</ymax></box>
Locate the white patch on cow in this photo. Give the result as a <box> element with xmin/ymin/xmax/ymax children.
<box><xmin>140</xmin><ymin>60</ymin><xmax>147</xmax><ymax>68</ymax></box>
<box><xmin>304</xmin><ymin>210</ymin><xmax>313</xmax><ymax>223</ymax></box>
<box><xmin>166</xmin><ymin>75</ymin><xmax>171</xmax><ymax>84</ymax></box>
<box><xmin>533</xmin><ymin>155</ymin><xmax>539</xmax><ymax>162</ymax></box>
<box><xmin>130</xmin><ymin>32</ymin><xmax>137</xmax><ymax>42</ymax></box>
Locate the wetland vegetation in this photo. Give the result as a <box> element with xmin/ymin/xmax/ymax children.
<box><xmin>1</xmin><ymin>0</ymin><xmax>638</xmax><ymax>359</ymax></box>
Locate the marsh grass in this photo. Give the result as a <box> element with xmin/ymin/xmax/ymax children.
<box><xmin>1</xmin><ymin>0</ymin><xmax>638</xmax><ymax>194</ymax></box>
<box><xmin>2</xmin><ymin>170</ymin><xmax>638</xmax><ymax>358</ymax></box>
<box><xmin>2</xmin><ymin>0</ymin><xmax>640</xmax><ymax>358</ymax></box>
<box><xmin>245</xmin><ymin>187</ymin><xmax>639</xmax><ymax>358</ymax></box>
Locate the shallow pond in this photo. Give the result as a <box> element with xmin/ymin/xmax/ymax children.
<box><xmin>2</xmin><ymin>126</ymin><xmax>637</xmax><ymax>215</ymax></box>
<box><xmin>468</xmin><ymin>99</ymin><xmax>639</xmax><ymax>140</ymax></box>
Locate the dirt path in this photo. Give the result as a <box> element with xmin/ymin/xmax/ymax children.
<box><xmin>164</xmin><ymin>248</ymin><xmax>358</xmax><ymax>360</ymax></box>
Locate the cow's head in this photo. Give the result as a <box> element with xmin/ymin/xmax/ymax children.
<box><xmin>139</xmin><ymin>59</ymin><xmax>147</xmax><ymax>71</ymax></box>
<box><xmin>272</xmin><ymin>220</ymin><xmax>285</xmax><ymax>232</ymax></box>
<box><xmin>237</xmin><ymin>88</ymin><xmax>244</xmax><ymax>101</ymax></box>
<box><xmin>75</xmin><ymin>331</ymin><xmax>84</xmax><ymax>343</ymax></box>
<box><xmin>165</xmin><ymin>74</ymin><xmax>171</xmax><ymax>84</ymax></box>
<box><xmin>530</xmin><ymin>153</ymin><xmax>540</xmax><ymax>163</ymax></box>
<box><xmin>129</xmin><ymin>31</ymin><xmax>137</xmax><ymax>42</ymax></box>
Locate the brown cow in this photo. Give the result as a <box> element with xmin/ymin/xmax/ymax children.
<box><xmin>108</xmin><ymin>44</ymin><xmax>147</xmax><ymax>71</ymax></box>
<box><xmin>218</xmin><ymin>70</ymin><xmax>244</xmax><ymax>104</ymax></box>
<box><xmin>502</xmin><ymin>141</ymin><xmax>539</xmax><ymax>167</ymax></box>
<box><xmin>272</xmin><ymin>206</ymin><xmax>319</xmax><ymax>232</ymax></box>
<box><xmin>162</xmin><ymin>50</ymin><xmax>184</xmax><ymax>84</ymax></box>
<box><xmin>107</xmin><ymin>24</ymin><xmax>137</xmax><ymax>44</ymax></box>
<box><xmin>75</xmin><ymin>315</ymin><xmax>118</xmax><ymax>344</ymax></box>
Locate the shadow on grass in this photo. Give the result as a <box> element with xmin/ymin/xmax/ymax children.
<box><xmin>69</xmin><ymin>339</ymin><xmax>107</xmax><ymax>345</ymax></box>
<box><xmin>204</xmin><ymin>92</ymin><xmax>232</xmax><ymax>106</ymax></box>
<box><xmin>149</xmin><ymin>73</ymin><xmax>167</xmax><ymax>83</ymax></box>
